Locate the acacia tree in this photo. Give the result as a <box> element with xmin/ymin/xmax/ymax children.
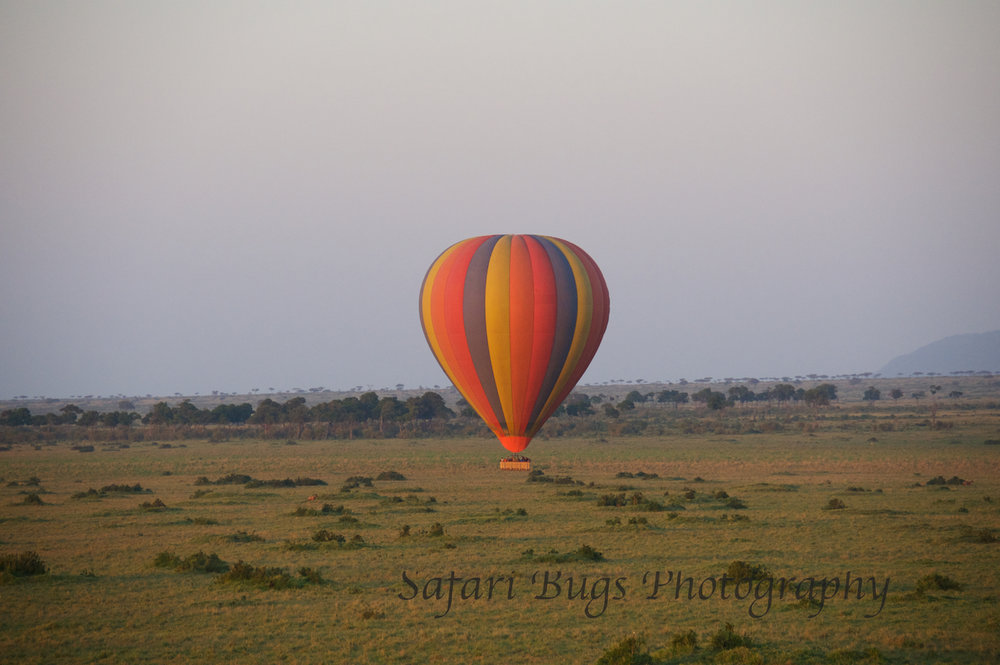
<box><xmin>863</xmin><ymin>386</ymin><xmax>881</xmax><ymax>402</ymax></box>
<box><xmin>771</xmin><ymin>384</ymin><xmax>797</xmax><ymax>402</ymax></box>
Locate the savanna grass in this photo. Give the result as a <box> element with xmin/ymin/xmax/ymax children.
<box><xmin>0</xmin><ymin>401</ymin><xmax>998</xmax><ymax>664</ymax></box>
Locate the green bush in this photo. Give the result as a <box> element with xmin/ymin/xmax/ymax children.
<box><xmin>714</xmin><ymin>645</ymin><xmax>763</xmax><ymax>664</ymax></box>
<box><xmin>20</xmin><ymin>493</ymin><xmax>44</xmax><ymax>505</ymax></box>
<box><xmin>154</xmin><ymin>550</ymin><xmax>228</xmax><ymax>573</ymax></box>
<box><xmin>227</xmin><ymin>531</ymin><xmax>264</xmax><ymax>543</ymax></box>
<box><xmin>670</xmin><ymin>629</ymin><xmax>697</xmax><ymax>653</ymax></box>
<box><xmin>376</xmin><ymin>471</ymin><xmax>406</xmax><ymax>481</ymax></box>
<box><xmin>710</xmin><ymin>623</ymin><xmax>754</xmax><ymax>650</ymax></box>
<box><xmin>100</xmin><ymin>483</ymin><xmax>146</xmax><ymax>493</ymax></box>
<box><xmin>528</xmin><ymin>544</ymin><xmax>604</xmax><ymax>563</ymax></box>
<box><xmin>195</xmin><ymin>473</ymin><xmax>253</xmax><ymax>486</ymax></box>
<box><xmin>293</xmin><ymin>503</ymin><xmax>348</xmax><ymax>517</ymax></box>
<box><xmin>594</xmin><ymin>634</ymin><xmax>653</xmax><ymax>665</ymax></box>
<box><xmin>726</xmin><ymin>560</ymin><xmax>771</xmax><ymax>582</ymax></box>
<box><xmin>312</xmin><ymin>529</ymin><xmax>345</xmax><ymax>543</ymax></box>
<box><xmin>297</xmin><ymin>567</ymin><xmax>324</xmax><ymax>584</ymax></box>
<box><xmin>915</xmin><ymin>573</ymin><xmax>963</xmax><ymax>593</ymax></box>
<box><xmin>0</xmin><ymin>550</ymin><xmax>48</xmax><ymax>577</ymax></box>
<box><xmin>218</xmin><ymin>561</ymin><xmax>323</xmax><ymax>589</ymax></box>
<box><xmin>959</xmin><ymin>526</ymin><xmax>997</xmax><ymax>543</ymax></box>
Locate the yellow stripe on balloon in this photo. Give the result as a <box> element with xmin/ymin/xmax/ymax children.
<box><xmin>484</xmin><ymin>236</ymin><xmax>514</xmax><ymax>431</ymax></box>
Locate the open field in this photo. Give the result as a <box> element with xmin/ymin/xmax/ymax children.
<box><xmin>2</xmin><ymin>406</ymin><xmax>999</xmax><ymax>664</ymax></box>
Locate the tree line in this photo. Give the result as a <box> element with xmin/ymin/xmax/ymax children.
<box><xmin>0</xmin><ymin>392</ymin><xmax>455</xmax><ymax>428</ymax></box>
<box><xmin>1</xmin><ymin>384</ymin><xmax>845</xmax><ymax>429</ymax></box>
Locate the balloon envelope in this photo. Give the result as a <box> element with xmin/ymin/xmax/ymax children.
<box><xmin>419</xmin><ymin>235</ymin><xmax>610</xmax><ymax>453</ymax></box>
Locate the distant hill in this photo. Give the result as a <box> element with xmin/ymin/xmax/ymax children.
<box><xmin>879</xmin><ymin>331</ymin><xmax>1000</xmax><ymax>377</ymax></box>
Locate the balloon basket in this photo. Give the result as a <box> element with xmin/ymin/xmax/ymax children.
<box><xmin>499</xmin><ymin>456</ymin><xmax>531</xmax><ymax>471</ymax></box>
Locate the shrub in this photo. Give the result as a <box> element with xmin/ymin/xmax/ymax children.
<box><xmin>376</xmin><ymin>471</ymin><xmax>406</xmax><ymax>481</ymax></box>
<box><xmin>219</xmin><ymin>561</ymin><xmax>297</xmax><ymax>589</ymax></box>
<box><xmin>218</xmin><ymin>561</ymin><xmax>322</xmax><ymax>589</ymax></box>
<box><xmin>710</xmin><ymin>623</ymin><xmax>754</xmax><ymax>650</ymax></box>
<box><xmin>180</xmin><ymin>551</ymin><xmax>228</xmax><ymax>573</ymax></box>
<box><xmin>245</xmin><ymin>478</ymin><xmax>296</xmax><ymax>488</ymax></box>
<box><xmin>297</xmin><ymin>567</ymin><xmax>324</xmax><ymax>584</ymax></box>
<box><xmin>726</xmin><ymin>560</ymin><xmax>771</xmax><ymax>582</ymax></box>
<box><xmin>293</xmin><ymin>503</ymin><xmax>349</xmax><ymax>517</ymax></box>
<box><xmin>714</xmin><ymin>646</ymin><xmax>764</xmax><ymax>664</ymax></box>
<box><xmin>195</xmin><ymin>473</ymin><xmax>253</xmax><ymax>486</ymax></box>
<box><xmin>296</xmin><ymin>477</ymin><xmax>328</xmax><ymax>486</ymax></box>
<box><xmin>824</xmin><ymin>498</ymin><xmax>847</xmax><ymax>510</ymax></box>
<box><xmin>227</xmin><ymin>531</ymin><xmax>264</xmax><ymax>543</ymax></box>
<box><xmin>966</xmin><ymin>527</ymin><xmax>997</xmax><ymax>543</ymax></box>
<box><xmin>598</xmin><ymin>493</ymin><xmax>627</xmax><ymax>507</ymax></box>
<box><xmin>154</xmin><ymin>550</ymin><xmax>228</xmax><ymax>573</ymax></box>
<box><xmin>725</xmin><ymin>497</ymin><xmax>747</xmax><ymax>510</ymax></box>
<box><xmin>595</xmin><ymin>634</ymin><xmax>653</xmax><ymax>665</ymax></box>
<box><xmin>342</xmin><ymin>476</ymin><xmax>373</xmax><ymax>491</ymax></box>
<box><xmin>926</xmin><ymin>475</ymin><xmax>966</xmax><ymax>486</ymax></box>
<box><xmin>20</xmin><ymin>493</ymin><xmax>43</xmax><ymax>505</ymax></box>
<box><xmin>154</xmin><ymin>551</ymin><xmax>181</xmax><ymax>568</ymax></box>
<box><xmin>140</xmin><ymin>498</ymin><xmax>168</xmax><ymax>511</ymax></box>
<box><xmin>312</xmin><ymin>529</ymin><xmax>345</xmax><ymax>544</ymax></box>
<box><xmin>100</xmin><ymin>483</ymin><xmax>146</xmax><ymax>493</ymax></box>
<box><xmin>528</xmin><ymin>545</ymin><xmax>604</xmax><ymax>563</ymax></box>
<box><xmin>915</xmin><ymin>573</ymin><xmax>963</xmax><ymax>593</ymax></box>
<box><xmin>670</xmin><ymin>630</ymin><xmax>697</xmax><ymax>653</ymax></box>
<box><xmin>0</xmin><ymin>550</ymin><xmax>48</xmax><ymax>577</ymax></box>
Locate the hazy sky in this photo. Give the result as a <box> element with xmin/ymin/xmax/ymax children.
<box><xmin>2</xmin><ymin>2</ymin><xmax>999</xmax><ymax>399</ymax></box>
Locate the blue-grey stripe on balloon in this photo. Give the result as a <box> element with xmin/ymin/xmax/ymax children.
<box><xmin>463</xmin><ymin>235</ymin><xmax>506</xmax><ymax>432</ymax></box>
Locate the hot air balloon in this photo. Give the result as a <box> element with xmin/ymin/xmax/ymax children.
<box><xmin>419</xmin><ymin>235</ymin><xmax>609</xmax><ymax>465</ymax></box>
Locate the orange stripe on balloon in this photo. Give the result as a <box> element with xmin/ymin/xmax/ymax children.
<box><xmin>506</xmin><ymin>235</ymin><xmax>535</xmax><ymax>436</ymax></box>
<box><xmin>419</xmin><ymin>242</ymin><xmax>463</xmax><ymax>386</ymax></box>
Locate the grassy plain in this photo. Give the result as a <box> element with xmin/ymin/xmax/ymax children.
<box><xmin>2</xmin><ymin>404</ymin><xmax>999</xmax><ymax>664</ymax></box>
